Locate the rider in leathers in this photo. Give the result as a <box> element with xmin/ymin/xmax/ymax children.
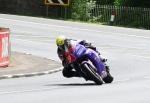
<box><xmin>56</xmin><ymin>35</ymin><xmax>107</xmax><ymax>80</ymax></box>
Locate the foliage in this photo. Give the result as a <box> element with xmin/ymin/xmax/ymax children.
<box><xmin>96</xmin><ymin>0</ymin><xmax>115</xmax><ymax>5</ymax></box>
<box><xmin>71</xmin><ymin>0</ymin><xmax>96</xmax><ymax>21</ymax></box>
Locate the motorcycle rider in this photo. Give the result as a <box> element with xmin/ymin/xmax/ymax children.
<box><xmin>56</xmin><ymin>35</ymin><xmax>108</xmax><ymax>81</ymax></box>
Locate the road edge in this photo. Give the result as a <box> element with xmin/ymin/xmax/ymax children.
<box><xmin>0</xmin><ymin>67</ymin><xmax>63</xmax><ymax>80</ymax></box>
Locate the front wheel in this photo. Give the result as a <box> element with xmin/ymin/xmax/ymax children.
<box><xmin>81</xmin><ymin>63</ymin><xmax>103</xmax><ymax>85</ymax></box>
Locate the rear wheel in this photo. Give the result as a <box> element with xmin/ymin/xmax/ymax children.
<box><xmin>103</xmin><ymin>73</ymin><xmax>114</xmax><ymax>83</ymax></box>
<box><xmin>81</xmin><ymin>63</ymin><xmax>103</xmax><ymax>85</ymax></box>
<box><xmin>103</xmin><ymin>66</ymin><xmax>114</xmax><ymax>83</ymax></box>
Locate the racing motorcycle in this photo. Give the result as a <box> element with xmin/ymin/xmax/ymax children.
<box><xmin>65</xmin><ymin>44</ymin><xmax>114</xmax><ymax>85</ymax></box>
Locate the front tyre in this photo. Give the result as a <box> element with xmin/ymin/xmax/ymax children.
<box><xmin>81</xmin><ymin>63</ymin><xmax>103</xmax><ymax>85</ymax></box>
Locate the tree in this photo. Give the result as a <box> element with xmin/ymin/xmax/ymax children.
<box><xmin>71</xmin><ymin>0</ymin><xmax>96</xmax><ymax>21</ymax></box>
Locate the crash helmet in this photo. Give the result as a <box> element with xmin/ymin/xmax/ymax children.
<box><xmin>56</xmin><ymin>35</ymin><xmax>66</xmax><ymax>47</ymax></box>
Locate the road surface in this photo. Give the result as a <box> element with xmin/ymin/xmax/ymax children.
<box><xmin>0</xmin><ymin>14</ymin><xmax>150</xmax><ymax>103</ymax></box>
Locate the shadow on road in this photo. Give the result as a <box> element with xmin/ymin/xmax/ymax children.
<box><xmin>45</xmin><ymin>83</ymin><xmax>97</xmax><ymax>86</ymax></box>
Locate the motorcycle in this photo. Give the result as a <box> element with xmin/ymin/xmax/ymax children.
<box><xmin>65</xmin><ymin>44</ymin><xmax>114</xmax><ymax>85</ymax></box>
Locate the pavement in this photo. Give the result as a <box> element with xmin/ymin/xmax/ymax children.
<box><xmin>0</xmin><ymin>52</ymin><xmax>62</xmax><ymax>79</ymax></box>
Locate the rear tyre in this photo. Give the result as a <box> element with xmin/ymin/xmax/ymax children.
<box><xmin>81</xmin><ymin>63</ymin><xmax>103</xmax><ymax>85</ymax></box>
<box><xmin>102</xmin><ymin>65</ymin><xmax>114</xmax><ymax>83</ymax></box>
<box><xmin>103</xmin><ymin>74</ymin><xmax>114</xmax><ymax>83</ymax></box>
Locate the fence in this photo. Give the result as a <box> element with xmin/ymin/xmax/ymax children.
<box><xmin>89</xmin><ymin>5</ymin><xmax>150</xmax><ymax>29</ymax></box>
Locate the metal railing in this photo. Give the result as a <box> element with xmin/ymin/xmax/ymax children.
<box><xmin>88</xmin><ymin>5</ymin><xmax>150</xmax><ymax>29</ymax></box>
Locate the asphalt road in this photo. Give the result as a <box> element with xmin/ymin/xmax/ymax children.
<box><xmin>0</xmin><ymin>14</ymin><xmax>150</xmax><ymax>103</ymax></box>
